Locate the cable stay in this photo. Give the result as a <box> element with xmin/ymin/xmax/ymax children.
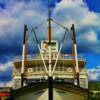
<box><xmin>51</xmin><ymin>18</ymin><xmax>68</xmax><ymax>30</ymax></box>
<box><xmin>31</xmin><ymin>19</ymin><xmax>48</xmax><ymax>31</ymax></box>
<box><xmin>32</xmin><ymin>29</ymin><xmax>48</xmax><ymax>75</ymax></box>
<box><xmin>52</xmin><ymin>28</ymin><xmax>68</xmax><ymax>75</ymax></box>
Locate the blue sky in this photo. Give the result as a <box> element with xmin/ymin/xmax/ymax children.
<box><xmin>0</xmin><ymin>0</ymin><xmax>100</xmax><ymax>85</ymax></box>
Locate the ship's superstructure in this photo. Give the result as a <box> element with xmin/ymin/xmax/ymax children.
<box><xmin>13</xmin><ymin>39</ymin><xmax>88</xmax><ymax>89</ymax></box>
<box><xmin>11</xmin><ymin>0</ymin><xmax>89</xmax><ymax>100</ymax></box>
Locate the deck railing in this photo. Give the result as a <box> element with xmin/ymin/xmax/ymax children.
<box><xmin>13</xmin><ymin>54</ymin><xmax>85</xmax><ymax>62</ymax></box>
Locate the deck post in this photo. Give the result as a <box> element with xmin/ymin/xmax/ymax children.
<box><xmin>76</xmin><ymin>73</ymin><xmax>80</xmax><ymax>86</ymax></box>
<box><xmin>21</xmin><ymin>73</ymin><xmax>24</xmax><ymax>87</ymax></box>
<box><xmin>70</xmin><ymin>24</ymin><xmax>80</xmax><ymax>86</ymax></box>
<box><xmin>21</xmin><ymin>25</ymin><xmax>28</xmax><ymax>87</ymax></box>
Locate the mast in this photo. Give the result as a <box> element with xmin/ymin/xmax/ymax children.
<box><xmin>48</xmin><ymin>0</ymin><xmax>51</xmax><ymax>44</ymax></box>
<box><xmin>21</xmin><ymin>25</ymin><xmax>28</xmax><ymax>87</ymax></box>
<box><xmin>48</xmin><ymin>0</ymin><xmax>52</xmax><ymax>77</ymax></box>
<box><xmin>48</xmin><ymin>0</ymin><xmax>53</xmax><ymax>100</ymax></box>
<box><xmin>70</xmin><ymin>24</ymin><xmax>80</xmax><ymax>86</ymax></box>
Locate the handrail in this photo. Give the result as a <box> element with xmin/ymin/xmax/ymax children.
<box><xmin>13</xmin><ymin>54</ymin><xmax>85</xmax><ymax>62</ymax></box>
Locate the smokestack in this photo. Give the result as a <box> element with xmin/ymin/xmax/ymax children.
<box><xmin>71</xmin><ymin>24</ymin><xmax>80</xmax><ymax>86</ymax></box>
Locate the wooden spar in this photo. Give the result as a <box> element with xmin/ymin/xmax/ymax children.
<box><xmin>70</xmin><ymin>25</ymin><xmax>77</xmax><ymax>84</ymax></box>
<box><xmin>21</xmin><ymin>24</ymin><xmax>28</xmax><ymax>87</ymax></box>
<box><xmin>48</xmin><ymin>0</ymin><xmax>51</xmax><ymax>44</ymax></box>
<box><xmin>48</xmin><ymin>0</ymin><xmax>52</xmax><ymax>76</ymax></box>
<box><xmin>70</xmin><ymin>24</ymin><xmax>80</xmax><ymax>86</ymax></box>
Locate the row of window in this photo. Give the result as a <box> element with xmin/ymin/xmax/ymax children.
<box><xmin>27</xmin><ymin>67</ymin><xmax>73</xmax><ymax>72</ymax></box>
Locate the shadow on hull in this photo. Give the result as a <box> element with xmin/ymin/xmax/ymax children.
<box><xmin>11</xmin><ymin>82</ymin><xmax>89</xmax><ymax>100</ymax></box>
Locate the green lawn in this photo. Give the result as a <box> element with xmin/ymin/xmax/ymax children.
<box><xmin>88</xmin><ymin>81</ymin><xmax>100</xmax><ymax>100</ymax></box>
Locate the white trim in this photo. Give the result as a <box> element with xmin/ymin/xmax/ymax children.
<box><xmin>21</xmin><ymin>44</ymin><xmax>25</xmax><ymax>73</ymax></box>
<box><xmin>74</xmin><ymin>44</ymin><xmax>79</xmax><ymax>73</ymax></box>
<box><xmin>49</xmin><ymin>46</ymin><xmax>52</xmax><ymax>76</ymax></box>
<box><xmin>52</xmin><ymin>43</ymin><xmax>63</xmax><ymax>74</ymax></box>
<box><xmin>38</xmin><ymin>44</ymin><xmax>48</xmax><ymax>74</ymax></box>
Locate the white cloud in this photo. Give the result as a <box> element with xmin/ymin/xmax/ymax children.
<box><xmin>0</xmin><ymin>14</ymin><xmax>18</xmax><ymax>37</ymax></box>
<box><xmin>0</xmin><ymin>0</ymin><xmax>47</xmax><ymax>39</ymax></box>
<box><xmin>55</xmin><ymin>0</ymin><xmax>85</xmax><ymax>11</ymax></box>
<box><xmin>0</xmin><ymin>0</ymin><xmax>100</xmax><ymax>82</ymax></box>
<box><xmin>53</xmin><ymin>0</ymin><xmax>92</xmax><ymax>30</ymax></box>
<box><xmin>78</xmin><ymin>31</ymin><xmax>98</xmax><ymax>43</ymax></box>
<box><xmin>0</xmin><ymin>62</ymin><xmax>13</xmax><ymax>72</ymax></box>
<box><xmin>53</xmin><ymin>0</ymin><xmax>100</xmax><ymax>29</ymax></box>
<box><xmin>0</xmin><ymin>81</ymin><xmax>13</xmax><ymax>87</ymax></box>
<box><xmin>6</xmin><ymin>81</ymin><xmax>13</xmax><ymax>87</ymax></box>
<box><xmin>0</xmin><ymin>1</ymin><xmax>100</xmax><ymax>59</ymax></box>
<box><xmin>63</xmin><ymin>19</ymin><xmax>78</xmax><ymax>29</ymax></box>
<box><xmin>81</xmin><ymin>12</ymin><xmax>97</xmax><ymax>25</ymax></box>
<box><xmin>89</xmin><ymin>73</ymin><xmax>98</xmax><ymax>80</ymax></box>
<box><xmin>88</xmin><ymin>67</ymin><xmax>100</xmax><ymax>80</ymax></box>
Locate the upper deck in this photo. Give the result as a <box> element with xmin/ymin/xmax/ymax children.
<box><xmin>13</xmin><ymin>53</ymin><xmax>87</xmax><ymax>77</ymax></box>
<box><xmin>13</xmin><ymin>40</ymin><xmax>87</xmax><ymax>79</ymax></box>
<box><xmin>13</xmin><ymin>53</ymin><xmax>85</xmax><ymax>68</ymax></box>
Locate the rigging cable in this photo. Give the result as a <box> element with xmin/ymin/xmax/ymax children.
<box><xmin>31</xmin><ymin>29</ymin><xmax>48</xmax><ymax>75</ymax></box>
<box><xmin>52</xmin><ymin>28</ymin><xmax>68</xmax><ymax>74</ymax></box>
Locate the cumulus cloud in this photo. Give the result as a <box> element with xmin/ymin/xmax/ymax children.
<box><xmin>0</xmin><ymin>0</ymin><xmax>100</xmax><ymax>82</ymax></box>
<box><xmin>0</xmin><ymin>0</ymin><xmax>47</xmax><ymax>36</ymax></box>
<box><xmin>54</xmin><ymin>0</ymin><xmax>85</xmax><ymax>11</ymax></box>
<box><xmin>81</xmin><ymin>12</ymin><xmax>98</xmax><ymax>25</ymax></box>
<box><xmin>53</xmin><ymin>0</ymin><xmax>100</xmax><ymax>27</ymax></box>
<box><xmin>0</xmin><ymin>81</ymin><xmax>13</xmax><ymax>87</ymax></box>
<box><xmin>0</xmin><ymin>0</ymin><xmax>49</xmax><ymax>56</ymax></box>
<box><xmin>0</xmin><ymin>0</ymin><xmax>100</xmax><ymax>56</ymax></box>
<box><xmin>88</xmin><ymin>67</ymin><xmax>100</xmax><ymax>81</ymax></box>
<box><xmin>78</xmin><ymin>31</ymin><xmax>98</xmax><ymax>43</ymax></box>
<box><xmin>0</xmin><ymin>61</ymin><xmax>13</xmax><ymax>82</ymax></box>
<box><xmin>0</xmin><ymin>62</ymin><xmax>13</xmax><ymax>72</ymax></box>
<box><xmin>51</xmin><ymin>0</ymin><xmax>100</xmax><ymax>55</ymax></box>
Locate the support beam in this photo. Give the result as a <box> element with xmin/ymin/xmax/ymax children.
<box><xmin>21</xmin><ymin>24</ymin><xmax>28</xmax><ymax>87</ymax></box>
<box><xmin>70</xmin><ymin>24</ymin><xmax>80</xmax><ymax>86</ymax></box>
<box><xmin>21</xmin><ymin>73</ymin><xmax>24</xmax><ymax>87</ymax></box>
<box><xmin>48</xmin><ymin>76</ymin><xmax>53</xmax><ymax>100</ymax></box>
<box><xmin>48</xmin><ymin>0</ymin><xmax>53</xmax><ymax>100</ymax></box>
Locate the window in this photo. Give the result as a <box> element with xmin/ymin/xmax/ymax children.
<box><xmin>28</xmin><ymin>68</ymin><xmax>33</xmax><ymax>73</ymax></box>
<box><xmin>67</xmin><ymin>68</ymin><xmax>72</xmax><ymax>72</ymax></box>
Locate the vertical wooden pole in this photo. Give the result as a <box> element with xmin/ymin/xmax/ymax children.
<box><xmin>21</xmin><ymin>25</ymin><xmax>28</xmax><ymax>87</ymax></box>
<box><xmin>48</xmin><ymin>0</ymin><xmax>53</xmax><ymax>100</ymax></box>
<box><xmin>70</xmin><ymin>24</ymin><xmax>80</xmax><ymax>86</ymax></box>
